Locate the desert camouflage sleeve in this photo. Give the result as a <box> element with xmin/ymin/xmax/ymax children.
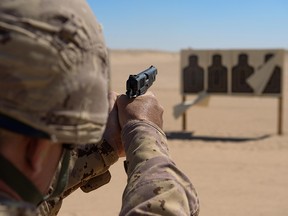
<box><xmin>67</xmin><ymin>140</ymin><xmax>119</xmax><ymax>194</ymax></box>
<box><xmin>119</xmin><ymin>120</ymin><xmax>200</xmax><ymax>216</ymax></box>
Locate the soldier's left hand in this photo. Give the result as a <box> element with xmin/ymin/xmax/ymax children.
<box><xmin>103</xmin><ymin>91</ymin><xmax>125</xmax><ymax>157</ymax></box>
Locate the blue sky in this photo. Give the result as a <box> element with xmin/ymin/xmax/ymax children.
<box><xmin>87</xmin><ymin>0</ymin><xmax>288</xmax><ymax>51</ymax></box>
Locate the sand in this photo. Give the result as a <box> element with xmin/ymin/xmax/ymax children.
<box><xmin>58</xmin><ymin>50</ymin><xmax>288</xmax><ymax>216</ymax></box>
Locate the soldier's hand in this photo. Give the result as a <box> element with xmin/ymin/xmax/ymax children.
<box><xmin>116</xmin><ymin>91</ymin><xmax>164</xmax><ymax>129</ymax></box>
<box><xmin>103</xmin><ymin>92</ymin><xmax>125</xmax><ymax>157</ymax></box>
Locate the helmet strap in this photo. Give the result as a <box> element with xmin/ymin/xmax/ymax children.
<box><xmin>0</xmin><ymin>154</ymin><xmax>43</xmax><ymax>205</ymax></box>
<box><xmin>0</xmin><ymin>148</ymin><xmax>71</xmax><ymax>206</ymax></box>
<box><xmin>44</xmin><ymin>148</ymin><xmax>71</xmax><ymax>200</ymax></box>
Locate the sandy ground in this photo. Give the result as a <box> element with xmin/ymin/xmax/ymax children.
<box><xmin>59</xmin><ymin>50</ymin><xmax>288</xmax><ymax>216</ymax></box>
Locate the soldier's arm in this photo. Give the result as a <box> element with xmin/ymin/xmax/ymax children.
<box><xmin>116</xmin><ymin>93</ymin><xmax>199</xmax><ymax>216</ymax></box>
<box><xmin>119</xmin><ymin>120</ymin><xmax>199</xmax><ymax>216</ymax></box>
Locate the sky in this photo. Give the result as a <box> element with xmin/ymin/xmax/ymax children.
<box><xmin>86</xmin><ymin>0</ymin><xmax>288</xmax><ymax>51</ymax></box>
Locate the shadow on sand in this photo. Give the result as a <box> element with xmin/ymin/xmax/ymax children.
<box><xmin>165</xmin><ymin>131</ymin><xmax>271</xmax><ymax>143</ymax></box>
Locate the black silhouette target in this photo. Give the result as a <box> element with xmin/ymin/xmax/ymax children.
<box><xmin>207</xmin><ymin>54</ymin><xmax>228</xmax><ymax>93</ymax></box>
<box><xmin>183</xmin><ymin>55</ymin><xmax>204</xmax><ymax>93</ymax></box>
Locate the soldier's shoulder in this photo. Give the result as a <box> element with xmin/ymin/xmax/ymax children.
<box><xmin>0</xmin><ymin>200</ymin><xmax>37</xmax><ymax>216</ymax></box>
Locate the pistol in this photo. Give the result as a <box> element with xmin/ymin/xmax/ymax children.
<box><xmin>126</xmin><ymin>65</ymin><xmax>158</xmax><ymax>98</ymax></box>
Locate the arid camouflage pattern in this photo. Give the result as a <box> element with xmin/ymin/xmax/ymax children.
<box><xmin>0</xmin><ymin>120</ymin><xmax>200</xmax><ymax>215</ymax></box>
<box><xmin>0</xmin><ymin>197</ymin><xmax>36</xmax><ymax>216</ymax></box>
<box><xmin>0</xmin><ymin>0</ymin><xmax>109</xmax><ymax>145</ymax></box>
<box><xmin>119</xmin><ymin>120</ymin><xmax>200</xmax><ymax>216</ymax></box>
<box><xmin>38</xmin><ymin>121</ymin><xmax>200</xmax><ymax>216</ymax></box>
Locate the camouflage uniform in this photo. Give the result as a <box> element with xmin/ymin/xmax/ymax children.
<box><xmin>0</xmin><ymin>197</ymin><xmax>37</xmax><ymax>216</ymax></box>
<box><xmin>120</xmin><ymin>120</ymin><xmax>200</xmax><ymax>216</ymax></box>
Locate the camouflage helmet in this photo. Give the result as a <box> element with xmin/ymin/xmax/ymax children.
<box><xmin>0</xmin><ymin>0</ymin><xmax>109</xmax><ymax>144</ymax></box>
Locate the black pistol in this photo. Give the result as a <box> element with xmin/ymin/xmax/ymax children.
<box><xmin>126</xmin><ymin>65</ymin><xmax>157</xmax><ymax>98</ymax></box>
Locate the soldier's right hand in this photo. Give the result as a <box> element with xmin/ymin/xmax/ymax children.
<box><xmin>116</xmin><ymin>91</ymin><xmax>164</xmax><ymax>130</ymax></box>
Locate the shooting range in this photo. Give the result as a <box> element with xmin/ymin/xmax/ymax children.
<box><xmin>175</xmin><ymin>49</ymin><xmax>286</xmax><ymax>135</ymax></box>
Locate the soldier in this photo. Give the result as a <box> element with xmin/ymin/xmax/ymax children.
<box><xmin>0</xmin><ymin>0</ymin><xmax>199</xmax><ymax>216</ymax></box>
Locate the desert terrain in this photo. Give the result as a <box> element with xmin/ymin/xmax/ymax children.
<box><xmin>59</xmin><ymin>50</ymin><xmax>288</xmax><ymax>216</ymax></box>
